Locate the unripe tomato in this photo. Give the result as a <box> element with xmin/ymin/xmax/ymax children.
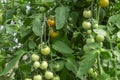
<box><xmin>49</xmin><ymin>29</ymin><xmax>59</xmax><ymax>38</ymax></box>
<box><xmin>33</xmin><ymin>61</ymin><xmax>40</xmax><ymax>69</ymax></box>
<box><xmin>83</xmin><ymin>10</ymin><xmax>92</xmax><ymax>18</ymax></box>
<box><xmin>99</xmin><ymin>0</ymin><xmax>109</xmax><ymax>7</ymax></box>
<box><xmin>86</xmin><ymin>38</ymin><xmax>95</xmax><ymax>44</ymax></box>
<box><xmin>40</xmin><ymin>6</ymin><xmax>46</xmax><ymax>13</ymax></box>
<box><xmin>41</xmin><ymin>46</ymin><xmax>50</xmax><ymax>55</ymax></box>
<box><xmin>31</xmin><ymin>54</ymin><xmax>39</xmax><ymax>61</ymax></box>
<box><xmin>82</xmin><ymin>21</ymin><xmax>91</xmax><ymax>30</ymax></box>
<box><xmin>88</xmin><ymin>68</ymin><xmax>94</xmax><ymax>75</ymax></box>
<box><xmin>47</xmin><ymin>19</ymin><xmax>55</xmax><ymax>27</ymax></box>
<box><xmin>96</xmin><ymin>35</ymin><xmax>105</xmax><ymax>42</ymax></box>
<box><xmin>83</xmin><ymin>44</ymin><xmax>90</xmax><ymax>52</ymax></box>
<box><xmin>87</xmin><ymin>30</ymin><xmax>92</xmax><ymax>34</ymax></box>
<box><xmin>93</xmin><ymin>23</ymin><xmax>98</xmax><ymax>29</ymax></box>
<box><xmin>25</xmin><ymin>78</ymin><xmax>32</xmax><ymax>80</ymax></box>
<box><xmin>40</xmin><ymin>61</ymin><xmax>48</xmax><ymax>70</ymax></box>
<box><xmin>54</xmin><ymin>64</ymin><xmax>60</xmax><ymax>69</ymax></box>
<box><xmin>45</xmin><ymin>71</ymin><xmax>54</xmax><ymax>79</ymax></box>
<box><xmin>33</xmin><ymin>75</ymin><xmax>42</xmax><ymax>80</ymax></box>
<box><xmin>52</xmin><ymin>76</ymin><xmax>60</xmax><ymax>80</ymax></box>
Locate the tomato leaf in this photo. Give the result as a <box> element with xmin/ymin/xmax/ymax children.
<box><xmin>97</xmin><ymin>73</ymin><xmax>111</xmax><ymax>80</ymax></box>
<box><xmin>108</xmin><ymin>14</ymin><xmax>120</xmax><ymax>29</ymax></box>
<box><xmin>76</xmin><ymin>51</ymin><xmax>97</xmax><ymax>77</ymax></box>
<box><xmin>55</xmin><ymin>6</ymin><xmax>70</xmax><ymax>30</ymax></box>
<box><xmin>28</xmin><ymin>40</ymin><xmax>36</xmax><ymax>49</ymax></box>
<box><xmin>65</xmin><ymin>57</ymin><xmax>78</xmax><ymax>75</ymax></box>
<box><xmin>0</xmin><ymin>50</ymin><xmax>26</xmax><ymax>76</ymax></box>
<box><xmin>93</xmin><ymin>29</ymin><xmax>106</xmax><ymax>36</ymax></box>
<box><xmin>44</xmin><ymin>0</ymin><xmax>55</xmax><ymax>2</ymax></box>
<box><xmin>32</xmin><ymin>14</ymin><xmax>43</xmax><ymax>36</ymax></box>
<box><xmin>52</xmin><ymin>40</ymin><xmax>74</xmax><ymax>55</ymax></box>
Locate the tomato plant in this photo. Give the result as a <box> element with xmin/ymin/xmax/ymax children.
<box><xmin>0</xmin><ymin>0</ymin><xmax>120</xmax><ymax>80</ymax></box>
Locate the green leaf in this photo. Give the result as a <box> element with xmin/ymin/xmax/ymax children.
<box><xmin>55</xmin><ymin>7</ymin><xmax>70</xmax><ymax>30</ymax></box>
<box><xmin>54</xmin><ymin>61</ymin><xmax>65</xmax><ymax>72</ymax></box>
<box><xmin>44</xmin><ymin>0</ymin><xmax>55</xmax><ymax>2</ymax></box>
<box><xmin>87</xmin><ymin>42</ymin><xmax>101</xmax><ymax>49</ymax></box>
<box><xmin>76</xmin><ymin>51</ymin><xmax>97</xmax><ymax>77</ymax></box>
<box><xmin>32</xmin><ymin>14</ymin><xmax>43</xmax><ymax>36</ymax></box>
<box><xmin>100</xmin><ymin>49</ymin><xmax>112</xmax><ymax>59</ymax></box>
<box><xmin>93</xmin><ymin>29</ymin><xmax>106</xmax><ymax>36</ymax></box>
<box><xmin>65</xmin><ymin>57</ymin><xmax>78</xmax><ymax>74</ymax></box>
<box><xmin>52</xmin><ymin>40</ymin><xmax>73</xmax><ymax>55</ymax></box>
<box><xmin>28</xmin><ymin>40</ymin><xmax>36</xmax><ymax>49</ymax></box>
<box><xmin>0</xmin><ymin>50</ymin><xmax>26</xmax><ymax>76</ymax></box>
<box><xmin>98</xmin><ymin>73</ymin><xmax>111</xmax><ymax>80</ymax></box>
<box><xmin>108</xmin><ymin>14</ymin><xmax>120</xmax><ymax>29</ymax></box>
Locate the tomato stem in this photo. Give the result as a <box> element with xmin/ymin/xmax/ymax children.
<box><xmin>97</xmin><ymin>52</ymin><xmax>103</xmax><ymax>75</ymax></box>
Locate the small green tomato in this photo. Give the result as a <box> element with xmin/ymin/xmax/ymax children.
<box><xmin>40</xmin><ymin>61</ymin><xmax>48</xmax><ymax>70</ymax></box>
<box><xmin>33</xmin><ymin>61</ymin><xmax>40</xmax><ymax>69</ymax></box>
<box><xmin>45</xmin><ymin>71</ymin><xmax>54</xmax><ymax>80</ymax></box>
<box><xmin>31</xmin><ymin>54</ymin><xmax>39</xmax><ymax>61</ymax></box>
<box><xmin>33</xmin><ymin>75</ymin><xmax>42</xmax><ymax>80</ymax></box>
<box><xmin>41</xmin><ymin>46</ymin><xmax>51</xmax><ymax>55</ymax></box>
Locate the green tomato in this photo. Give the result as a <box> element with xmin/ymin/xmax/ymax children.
<box><xmin>93</xmin><ymin>23</ymin><xmax>98</xmax><ymax>29</ymax></box>
<box><xmin>25</xmin><ymin>78</ymin><xmax>32</xmax><ymax>80</ymax></box>
<box><xmin>33</xmin><ymin>75</ymin><xmax>42</xmax><ymax>80</ymax></box>
<box><xmin>83</xmin><ymin>44</ymin><xmax>90</xmax><ymax>52</ymax></box>
<box><xmin>87</xmin><ymin>30</ymin><xmax>92</xmax><ymax>34</ymax></box>
<box><xmin>45</xmin><ymin>71</ymin><xmax>54</xmax><ymax>80</ymax></box>
<box><xmin>40</xmin><ymin>6</ymin><xmax>46</xmax><ymax>13</ymax></box>
<box><xmin>88</xmin><ymin>68</ymin><xmax>94</xmax><ymax>75</ymax></box>
<box><xmin>40</xmin><ymin>61</ymin><xmax>48</xmax><ymax>70</ymax></box>
<box><xmin>41</xmin><ymin>46</ymin><xmax>50</xmax><ymax>55</ymax></box>
<box><xmin>96</xmin><ymin>35</ymin><xmax>105</xmax><ymax>42</ymax></box>
<box><xmin>55</xmin><ymin>64</ymin><xmax>60</xmax><ymax>69</ymax></box>
<box><xmin>86</xmin><ymin>38</ymin><xmax>95</xmax><ymax>44</ymax></box>
<box><xmin>83</xmin><ymin>10</ymin><xmax>92</xmax><ymax>18</ymax></box>
<box><xmin>52</xmin><ymin>76</ymin><xmax>60</xmax><ymax>80</ymax></box>
<box><xmin>82</xmin><ymin>21</ymin><xmax>91</xmax><ymax>30</ymax></box>
<box><xmin>31</xmin><ymin>54</ymin><xmax>39</xmax><ymax>61</ymax></box>
<box><xmin>33</xmin><ymin>61</ymin><xmax>40</xmax><ymax>69</ymax></box>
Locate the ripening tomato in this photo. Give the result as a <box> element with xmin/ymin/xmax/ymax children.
<box><xmin>49</xmin><ymin>29</ymin><xmax>59</xmax><ymax>38</ymax></box>
<box><xmin>41</xmin><ymin>46</ymin><xmax>50</xmax><ymax>55</ymax></box>
<box><xmin>47</xmin><ymin>19</ymin><xmax>55</xmax><ymax>27</ymax></box>
<box><xmin>99</xmin><ymin>0</ymin><xmax>109</xmax><ymax>7</ymax></box>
